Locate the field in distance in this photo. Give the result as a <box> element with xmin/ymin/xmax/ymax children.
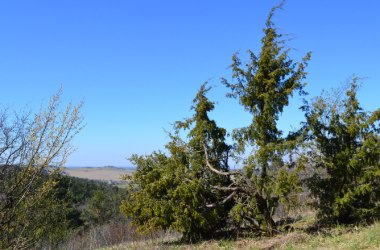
<box><xmin>64</xmin><ymin>166</ymin><xmax>134</xmax><ymax>182</ymax></box>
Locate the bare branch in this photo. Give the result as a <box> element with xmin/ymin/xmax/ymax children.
<box><xmin>210</xmin><ymin>185</ymin><xmax>242</xmax><ymax>192</ymax></box>
<box><xmin>206</xmin><ymin>191</ymin><xmax>237</xmax><ymax>208</ymax></box>
<box><xmin>203</xmin><ymin>143</ymin><xmax>239</xmax><ymax>176</ymax></box>
<box><xmin>0</xmin><ymin>90</ymin><xmax>83</xmax><ymax>248</ymax></box>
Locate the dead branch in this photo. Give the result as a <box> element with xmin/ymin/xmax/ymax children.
<box><xmin>210</xmin><ymin>185</ymin><xmax>242</xmax><ymax>192</ymax></box>
<box><xmin>203</xmin><ymin>143</ymin><xmax>240</xmax><ymax>176</ymax></box>
<box><xmin>206</xmin><ymin>191</ymin><xmax>237</xmax><ymax>208</ymax></box>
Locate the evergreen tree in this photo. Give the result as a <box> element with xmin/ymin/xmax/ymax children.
<box><xmin>121</xmin><ymin>84</ymin><xmax>232</xmax><ymax>241</ymax></box>
<box><xmin>219</xmin><ymin>3</ymin><xmax>310</xmax><ymax>234</ymax></box>
<box><xmin>122</xmin><ymin>4</ymin><xmax>311</xmax><ymax>237</ymax></box>
<box><xmin>304</xmin><ymin>78</ymin><xmax>380</xmax><ymax>223</ymax></box>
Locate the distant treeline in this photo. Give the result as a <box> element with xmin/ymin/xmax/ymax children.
<box><xmin>55</xmin><ymin>175</ymin><xmax>128</xmax><ymax>229</ymax></box>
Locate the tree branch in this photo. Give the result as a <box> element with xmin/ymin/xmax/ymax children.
<box><xmin>206</xmin><ymin>191</ymin><xmax>236</xmax><ymax>208</ymax></box>
<box><xmin>210</xmin><ymin>185</ymin><xmax>242</xmax><ymax>192</ymax></box>
<box><xmin>203</xmin><ymin>143</ymin><xmax>239</xmax><ymax>176</ymax></box>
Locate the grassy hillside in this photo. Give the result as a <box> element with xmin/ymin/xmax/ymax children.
<box><xmin>282</xmin><ymin>223</ymin><xmax>380</xmax><ymax>250</ymax></box>
<box><xmin>100</xmin><ymin>222</ymin><xmax>380</xmax><ymax>250</ymax></box>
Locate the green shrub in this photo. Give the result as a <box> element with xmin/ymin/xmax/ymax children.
<box><xmin>303</xmin><ymin>79</ymin><xmax>380</xmax><ymax>223</ymax></box>
<box><xmin>120</xmin><ymin>84</ymin><xmax>232</xmax><ymax>242</ymax></box>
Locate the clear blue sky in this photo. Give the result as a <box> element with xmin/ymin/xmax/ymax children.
<box><xmin>0</xmin><ymin>1</ymin><xmax>379</xmax><ymax>167</ymax></box>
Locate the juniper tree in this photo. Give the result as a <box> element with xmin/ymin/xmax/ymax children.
<box><xmin>123</xmin><ymin>3</ymin><xmax>311</xmax><ymax>237</ymax></box>
<box><xmin>121</xmin><ymin>84</ymin><xmax>232</xmax><ymax>241</ymax></box>
<box><xmin>216</xmin><ymin>3</ymin><xmax>310</xmax><ymax>234</ymax></box>
<box><xmin>304</xmin><ymin>79</ymin><xmax>380</xmax><ymax>223</ymax></box>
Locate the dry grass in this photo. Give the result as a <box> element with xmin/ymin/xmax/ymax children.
<box><xmin>280</xmin><ymin>222</ymin><xmax>380</xmax><ymax>250</ymax></box>
<box><xmin>99</xmin><ymin>232</ymin><xmax>308</xmax><ymax>250</ymax></box>
<box><xmin>52</xmin><ymin>219</ymin><xmax>172</xmax><ymax>250</ymax></box>
<box><xmin>64</xmin><ymin>167</ymin><xmax>132</xmax><ymax>182</ymax></box>
<box><xmin>99</xmin><ymin>207</ymin><xmax>380</xmax><ymax>250</ymax></box>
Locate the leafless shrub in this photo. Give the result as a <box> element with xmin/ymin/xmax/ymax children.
<box><xmin>52</xmin><ymin>218</ymin><xmax>171</xmax><ymax>250</ymax></box>
<box><xmin>0</xmin><ymin>90</ymin><xmax>83</xmax><ymax>249</ymax></box>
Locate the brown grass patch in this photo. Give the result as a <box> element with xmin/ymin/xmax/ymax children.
<box><xmin>64</xmin><ymin>167</ymin><xmax>132</xmax><ymax>182</ymax></box>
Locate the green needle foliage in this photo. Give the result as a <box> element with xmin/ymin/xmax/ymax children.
<box><xmin>121</xmin><ymin>84</ymin><xmax>232</xmax><ymax>242</ymax></box>
<box><xmin>303</xmin><ymin>78</ymin><xmax>380</xmax><ymax>223</ymax></box>
<box><xmin>122</xmin><ymin>3</ymin><xmax>312</xmax><ymax>239</ymax></box>
<box><xmin>221</xmin><ymin>3</ymin><xmax>310</xmax><ymax>235</ymax></box>
<box><xmin>121</xmin><ymin>3</ymin><xmax>380</xmax><ymax>240</ymax></box>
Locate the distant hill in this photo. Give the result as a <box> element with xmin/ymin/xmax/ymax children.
<box><xmin>63</xmin><ymin>166</ymin><xmax>134</xmax><ymax>182</ymax></box>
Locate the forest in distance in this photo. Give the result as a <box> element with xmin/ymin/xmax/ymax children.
<box><xmin>1</xmin><ymin>3</ymin><xmax>380</xmax><ymax>250</ymax></box>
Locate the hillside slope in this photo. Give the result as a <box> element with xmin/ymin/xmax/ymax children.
<box><xmin>101</xmin><ymin>222</ymin><xmax>380</xmax><ymax>250</ymax></box>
